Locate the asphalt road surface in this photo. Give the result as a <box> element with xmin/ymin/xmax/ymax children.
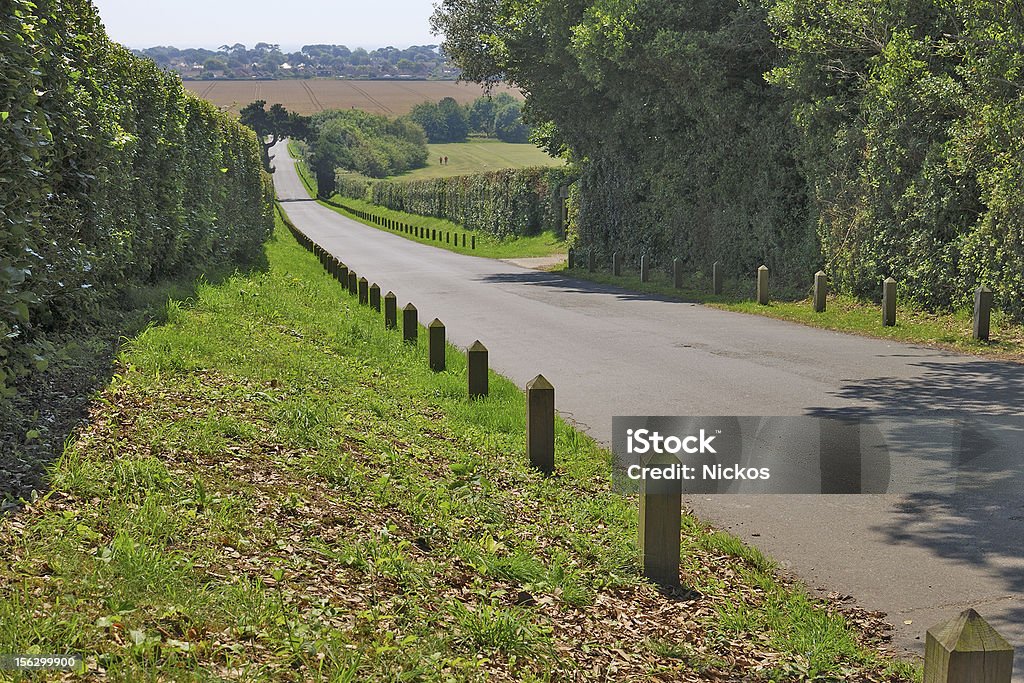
<box><xmin>273</xmin><ymin>141</ymin><xmax>1024</xmax><ymax>674</ymax></box>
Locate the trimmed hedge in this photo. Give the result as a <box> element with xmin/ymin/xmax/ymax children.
<box><xmin>0</xmin><ymin>0</ymin><xmax>273</xmax><ymax>405</ymax></box>
<box><xmin>371</xmin><ymin>168</ymin><xmax>576</xmax><ymax>238</ymax></box>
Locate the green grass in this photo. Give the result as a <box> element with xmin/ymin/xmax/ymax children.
<box><xmin>290</xmin><ymin>144</ymin><xmax>566</xmax><ymax>261</ymax></box>
<box><xmin>389</xmin><ymin>139</ymin><xmax>565</xmax><ymax>182</ymax></box>
<box><xmin>562</xmin><ymin>262</ymin><xmax>1024</xmax><ymax>361</ymax></box>
<box><xmin>0</xmin><ymin>211</ymin><xmax>918</xmax><ymax>681</ymax></box>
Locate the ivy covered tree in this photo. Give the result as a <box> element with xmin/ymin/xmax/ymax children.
<box><xmin>240</xmin><ymin>100</ymin><xmax>312</xmax><ymax>171</ymax></box>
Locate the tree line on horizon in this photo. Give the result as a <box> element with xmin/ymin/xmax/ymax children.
<box><xmin>137</xmin><ymin>43</ymin><xmax>458</xmax><ymax>81</ymax></box>
<box><xmin>434</xmin><ymin>0</ymin><xmax>1024</xmax><ymax>319</ymax></box>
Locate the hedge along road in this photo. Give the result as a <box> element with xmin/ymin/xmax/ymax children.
<box><xmin>272</xmin><ymin>141</ymin><xmax>1024</xmax><ymax>673</ymax></box>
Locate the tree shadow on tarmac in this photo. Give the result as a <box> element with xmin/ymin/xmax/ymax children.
<box><xmin>807</xmin><ymin>359</ymin><xmax>1024</xmax><ymax>640</ymax></box>
<box><xmin>478</xmin><ymin>270</ymin><xmax>701</xmax><ymax>303</ymax></box>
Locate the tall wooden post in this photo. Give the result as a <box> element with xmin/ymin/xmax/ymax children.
<box><xmin>639</xmin><ymin>459</ymin><xmax>682</xmax><ymax>587</ymax></box>
<box><xmin>403</xmin><ymin>303</ymin><xmax>418</xmax><ymax>344</ymax></box>
<box><xmin>526</xmin><ymin>375</ymin><xmax>555</xmax><ymax>475</ymax></box>
<box><xmin>757</xmin><ymin>265</ymin><xmax>769</xmax><ymax>305</ymax></box>
<box><xmin>467</xmin><ymin>341</ymin><xmax>488</xmax><ymax>399</ymax></box>
<box><xmin>369</xmin><ymin>284</ymin><xmax>381</xmax><ymax>312</ymax></box>
<box><xmin>358</xmin><ymin>277</ymin><xmax>368</xmax><ymax>305</ymax></box>
<box><xmin>813</xmin><ymin>271</ymin><xmax>827</xmax><ymax>313</ymax></box>
<box><xmin>384</xmin><ymin>292</ymin><xmax>397</xmax><ymax>329</ymax></box>
<box><xmin>974</xmin><ymin>286</ymin><xmax>993</xmax><ymax>341</ymax></box>
<box><xmin>924</xmin><ymin>608</ymin><xmax>1013</xmax><ymax>683</ymax></box>
<box><xmin>428</xmin><ymin>319</ymin><xmax>446</xmax><ymax>371</ymax></box>
<box><xmin>883</xmin><ymin>277</ymin><xmax>897</xmax><ymax>326</ymax></box>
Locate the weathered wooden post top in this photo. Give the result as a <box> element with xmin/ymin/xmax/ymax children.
<box><xmin>924</xmin><ymin>608</ymin><xmax>1014</xmax><ymax>683</ymax></box>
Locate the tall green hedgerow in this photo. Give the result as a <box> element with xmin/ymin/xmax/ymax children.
<box><xmin>371</xmin><ymin>167</ymin><xmax>576</xmax><ymax>238</ymax></box>
<box><xmin>0</xmin><ymin>0</ymin><xmax>273</xmax><ymax>406</ymax></box>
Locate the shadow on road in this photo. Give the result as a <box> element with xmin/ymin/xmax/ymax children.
<box><xmin>478</xmin><ymin>270</ymin><xmax>701</xmax><ymax>304</ymax></box>
<box><xmin>807</xmin><ymin>359</ymin><xmax>1024</xmax><ymax>637</ymax></box>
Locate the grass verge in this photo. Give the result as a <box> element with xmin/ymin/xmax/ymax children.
<box><xmin>561</xmin><ymin>263</ymin><xmax>1024</xmax><ymax>362</ymax></box>
<box><xmin>288</xmin><ymin>141</ymin><xmax>566</xmax><ymax>261</ymax></box>
<box><xmin>391</xmin><ymin>139</ymin><xmax>565</xmax><ymax>182</ymax></box>
<box><xmin>0</xmin><ymin>211</ymin><xmax>918</xmax><ymax>681</ymax></box>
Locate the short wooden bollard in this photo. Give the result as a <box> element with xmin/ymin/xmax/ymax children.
<box><xmin>639</xmin><ymin>459</ymin><xmax>682</xmax><ymax>587</ymax></box>
<box><xmin>446</xmin><ymin>232</ymin><xmax>450</xmax><ymax>244</ymax></box>
<box><xmin>369</xmin><ymin>283</ymin><xmax>381</xmax><ymax>312</ymax></box>
<box><xmin>882</xmin><ymin>277</ymin><xmax>897</xmax><ymax>326</ymax></box>
<box><xmin>461</xmin><ymin>234</ymin><xmax>466</xmax><ymax>247</ymax></box>
<box><xmin>924</xmin><ymin>608</ymin><xmax>1013</xmax><ymax>683</ymax></box>
<box><xmin>757</xmin><ymin>265</ymin><xmax>769</xmax><ymax>305</ymax></box>
<box><xmin>640</xmin><ymin>254</ymin><xmax>650</xmax><ymax>283</ymax></box>
<box><xmin>428</xmin><ymin>319</ymin><xmax>446</xmax><ymax>371</ymax></box>
<box><xmin>526</xmin><ymin>375</ymin><xmax>555</xmax><ymax>475</ymax></box>
<box><xmin>348</xmin><ymin>271</ymin><xmax>357</xmax><ymax>296</ymax></box>
<box><xmin>384</xmin><ymin>292</ymin><xmax>397</xmax><ymax>329</ymax></box>
<box><xmin>471</xmin><ymin>235</ymin><xmax>476</xmax><ymax>250</ymax></box>
<box><xmin>402</xmin><ymin>303</ymin><xmax>418</xmax><ymax>344</ymax></box>
<box><xmin>588</xmin><ymin>250</ymin><xmax>596</xmax><ymax>273</ymax></box>
<box><xmin>712</xmin><ymin>261</ymin><xmax>722</xmax><ymax>295</ymax></box>
<box><xmin>358</xmin><ymin>277</ymin><xmax>368</xmax><ymax>305</ymax></box>
<box><xmin>567</xmin><ymin>248</ymin><xmax>575</xmax><ymax>269</ymax></box>
<box><xmin>338</xmin><ymin>263</ymin><xmax>349</xmax><ymax>284</ymax></box>
<box><xmin>813</xmin><ymin>271</ymin><xmax>827</xmax><ymax>313</ymax></box>
<box><xmin>673</xmin><ymin>258</ymin><xmax>683</xmax><ymax>289</ymax></box>
<box><xmin>467</xmin><ymin>341</ymin><xmax>488</xmax><ymax>398</ymax></box>
<box><xmin>974</xmin><ymin>286</ymin><xmax>993</xmax><ymax>341</ymax></box>
<box><xmin>432</xmin><ymin>229</ymin><xmax>437</xmax><ymax>241</ymax></box>
<box><xmin>613</xmin><ymin>252</ymin><xmax>621</xmax><ymax>276</ymax></box>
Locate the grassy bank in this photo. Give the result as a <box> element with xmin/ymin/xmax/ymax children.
<box><xmin>392</xmin><ymin>139</ymin><xmax>565</xmax><ymax>181</ymax></box>
<box><xmin>290</xmin><ymin>145</ymin><xmax>565</xmax><ymax>261</ymax></box>
<box><xmin>0</xmin><ymin>211</ymin><xmax>916</xmax><ymax>681</ymax></box>
<box><xmin>562</xmin><ymin>263</ymin><xmax>1024</xmax><ymax>362</ymax></box>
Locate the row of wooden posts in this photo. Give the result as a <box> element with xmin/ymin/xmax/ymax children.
<box><xmin>289</xmin><ymin>217</ymin><xmax>1015</xmax><ymax>682</ymax></box>
<box><xmin>569</xmin><ymin>249</ymin><xmax>996</xmax><ymax>341</ymax></box>
<box><xmin>337</xmin><ymin>203</ymin><xmax>477</xmax><ymax>250</ymax></box>
<box><xmin>285</xmin><ymin>214</ymin><xmax>558</xmax><ymax>475</ymax></box>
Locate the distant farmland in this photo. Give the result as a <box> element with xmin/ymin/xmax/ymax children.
<box><xmin>183</xmin><ymin>79</ymin><xmax>522</xmax><ymax>116</ymax></box>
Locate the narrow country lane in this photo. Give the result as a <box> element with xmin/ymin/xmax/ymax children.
<box><xmin>272</xmin><ymin>141</ymin><xmax>1024</xmax><ymax>673</ymax></box>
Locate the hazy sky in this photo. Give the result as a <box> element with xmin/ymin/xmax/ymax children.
<box><xmin>91</xmin><ymin>0</ymin><xmax>440</xmax><ymax>51</ymax></box>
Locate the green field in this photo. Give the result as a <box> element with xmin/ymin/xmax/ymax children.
<box><xmin>392</xmin><ymin>139</ymin><xmax>565</xmax><ymax>181</ymax></box>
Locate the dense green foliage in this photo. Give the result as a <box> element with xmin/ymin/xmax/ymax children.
<box><xmin>370</xmin><ymin>167</ymin><xmax>576</xmax><ymax>238</ymax></box>
<box><xmin>435</xmin><ymin>0</ymin><xmax>1024</xmax><ymax>317</ymax></box>
<box><xmin>411</xmin><ymin>93</ymin><xmax>532</xmax><ymax>143</ymax></box>
<box><xmin>0</xmin><ymin>0</ymin><xmax>273</xmax><ymax>407</ymax></box>
<box><xmin>768</xmin><ymin>1</ymin><xmax>1024</xmax><ymax>315</ymax></box>
<box><xmin>305</xmin><ymin>110</ymin><xmax>428</xmax><ymax>192</ymax></box>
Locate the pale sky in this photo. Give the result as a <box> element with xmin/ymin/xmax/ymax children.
<box><xmin>92</xmin><ymin>0</ymin><xmax>440</xmax><ymax>51</ymax></box>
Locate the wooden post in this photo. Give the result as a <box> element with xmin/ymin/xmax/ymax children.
<box><xmin>673</xmin><ymin>258</ymin><xmax>683</xmax><ymax>289</ymax></box>
<box><xmin>462</xmin><ymin>234</ymin><xmax>466</xmax><ymax>248</ymax></box>
<box><xmin>432</xmin><ymin>229</ymin><xmax>437</xmax><ymax>241</ymax></box>
<box><xmin>358</xmin><ymin>277</ymin><xmax>368</xmax><ymax>305</ymax></box>
<box><xmin>339</xmin><ymin>263</ymin><xmax>349</xmax><ymax>284</ymax></box>
<box><xmin>403</xmin><ymin>303</ymin><xmax>418</xmax><ymax>344</ymax></box>
<box><xmin>757</xmin><ymin>265</ymin><xmax>769</xmax><ymax>305</ymax></box>
<box><xmin>641</xmin><ymin>255</ymin><xmax>650</xmax><ymax>283</ymax></box>
<box><xmin>588</xmin><ymin>250</ymin><xmax>596</xmax><ymax>273</ymax></box>
<box><xmin>613</xmin><ymin>252</ymin><xmax>621</xmax><ymax>276</ymax></box>
<box><xmin>526</xmin><ymin>375</ymin><xmax>555</xmax><ymax>475</ymax></box>
<box><xmin>348</xmin><ymin>271</ymin><xmax>357</xmax><ymax>296</ymax></box>
<box><xmin>974</xmin><ymin>286</ymin><xmax>993</xmax><ymax>341</ymax></box>
<box><xmin>472</xmin><ymin>235</ymin><xmax>476</xmax><ymax>250</ymax></box>
<box><xmin>467</xmin><ymin>341</ymin><xmax>488</xmax><ymax>399</ymax></box>
<box><xmin>567</xmin><ymin>248</ymin><xmax>574</xmax><ymax>269</ymax></box>
<box><xmin>639</xmin><ymin>459</ymin><xmax>682</xmax><ymax>587</ymax></box>
<box><xmin>924</xmin><ymin>608</ymin><xmax>1014</xmax><ymax>683</ymax></box>
<box><xmin>883</xmin><ymin>277</ymin><xmax>897</xmax><ymax>326</ymax></box>
<box><xmin>384</xmin><ymin>292</ymin><xmax>397</xmax><ymax>329</ymax></box>
<box><xmin>369</xmin><ymin>283</ymin><xmax>381</xmax><ymax>312</ymax></box>
<box><xmin>428</xmin><ymin>319</ymin><xmax>446</xmax><ymax>371</ymax></box>
<box><xmin>713</xmin><ymin>261</ymin><xmax>722</xmax><ymax>295</ymax></box>
<box><xmin>813</xmin><ymin>271</ymin><xmax>827</xmax><ymax>313</ymax></box>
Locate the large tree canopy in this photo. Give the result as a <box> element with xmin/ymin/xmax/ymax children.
<box><xmin>240</xmin><ymin>100</ymin><xmax>311</xmax><ymax>171</ymax></box>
